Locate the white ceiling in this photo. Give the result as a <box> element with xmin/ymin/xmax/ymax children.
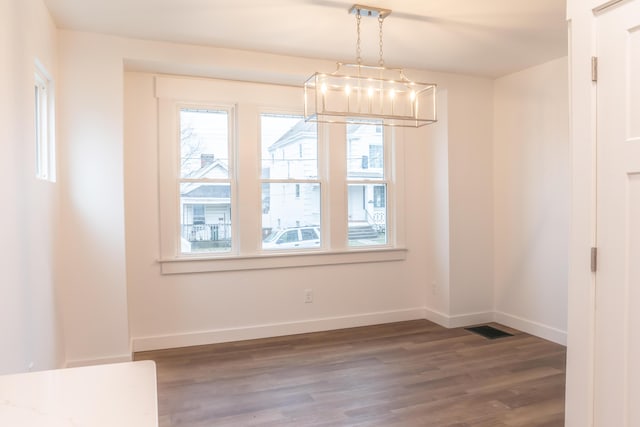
<box><xmin>43</xmin><ymin>0</ymin><xmax>567</xmax><ymax>78</ymax></box>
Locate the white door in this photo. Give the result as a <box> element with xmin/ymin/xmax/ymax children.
<box><xmin>594</xmin><ymin>1</ymin><xmax>640</xmax><ymax>425</ymax></box>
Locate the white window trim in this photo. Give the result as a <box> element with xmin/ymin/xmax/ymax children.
<box><xmin>258</xmin><ymin>110</ymin><xmax>323</xmax><ymax>250</ymax></box>
<box><xmin>155</xmin><ymin>75</ymin><xmax>406</xmax><ymax>274</ymax></box>
<box><xmin>178</xmin><ymin>104</ymin><xmax>236</xmax><ymax>254</ymax></box>
<box><xmin>35</xmin><ymin>59</ymin><xmax>56</xmax><ymax>182</ymax></box>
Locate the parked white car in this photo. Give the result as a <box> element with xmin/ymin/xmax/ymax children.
<box><xmin>262</xmin><ymin>227</ymin><xmax>320</xmax><ymax>250</ymax></box>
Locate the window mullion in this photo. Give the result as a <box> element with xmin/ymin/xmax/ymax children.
<box><xmin>236</xmin><ymin>103</ymin><xmax>260</xmax><ymax>255</ymax></box>
<box><xmin>328</xmin><ymin>122</ymin><xmax>348</xmax><ymax>250</ymax></box>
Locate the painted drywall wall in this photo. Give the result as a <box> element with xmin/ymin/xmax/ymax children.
<box><xmin>0</xmin><ymin>0</ymin><xmax>64</xmax><ymax>374</ymax></box>
<box><xmin>124</xmin><ymin>61</ymin><xmax>494</xmax><ymax>350</ymax></box>
<box><xmin>424</xmin><ymin>85</ymin><xmax>495</xmax><ymax>327</ymax></box>
<box><xmin>423</xmin><ymin>91</ymin><xmax>451</xmax><ymax>320</ymax></box>
<box><xmin>56</xmin><ymin>29</ymin><xmax>495</xmax><ymax>360</ymax></box>
<box><xmin>56</xmin><ymin>34</ymin><xmax>132</xmax><ymax>366</ymax></box>
<box><xmin>493</xmin><ymin>57</ymin><xmax>569</xmax><ymax>343</ymax></box>
<box><xmin>124</xmin><ymin>72</ymin><xmax>426</xmax><ymax>350</ymax></box>
<box><xmin>447</xmin><ymin>76</ymin><xmax>495</xmax><ymax>320</ymax></box>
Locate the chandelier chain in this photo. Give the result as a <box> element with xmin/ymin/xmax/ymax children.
<box><xmin>356</xmin><ymin>11</ymin><xmax>362</xmax><ymax>65</ymax></box>
<box><xmin>378</xmin><ymin>15</ymin><xmax>384</xmax><ymax>67</ymax></box>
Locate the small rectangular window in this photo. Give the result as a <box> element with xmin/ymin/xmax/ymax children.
<box><xmin>35</xmin><ymin>61</ymin><xmax>55</xmax><ymax>182</ymax></box>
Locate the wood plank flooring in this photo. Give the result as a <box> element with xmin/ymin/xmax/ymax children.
<box><xmin>134</xmin><ymin>320</ymin><xmax>566</xmax><ymax>427</ymax></box>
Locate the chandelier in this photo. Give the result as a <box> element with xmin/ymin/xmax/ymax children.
<box><xmin>304</xmin><ymin>4</ymin><xmax>437</xmax><ymax>128</ymax></box>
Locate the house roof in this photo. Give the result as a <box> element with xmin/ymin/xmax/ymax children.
<box><xmin>267</xmin><ymin>121</ymin><xmax>317</xmax><ymax>153</ymax></box>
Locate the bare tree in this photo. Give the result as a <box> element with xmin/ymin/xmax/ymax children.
<box><xmin>180</xmin><ymin>124</ymin><xmax>205</xmax><ymax>175</ymax></box>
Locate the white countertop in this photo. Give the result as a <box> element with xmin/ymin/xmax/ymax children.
<box><xmin>0</xmin><ymin>360</ymin><xmax>158</xmax><ymax>427</ymax></box>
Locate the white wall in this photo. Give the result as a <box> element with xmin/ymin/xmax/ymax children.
<box><xmin>51</xmin><ymin>29</ymin><xmax>495</xmax><ymax>360</ymax></box>
<box><xmin>123</xmin><ymin>73</ymin><xmax>494</xmax><ymax>351</ymax></box>
<box><xmin>493</xmin><ymin>57</ymin><xmax>569</xmax><ymax>344</ymax></box>
<box><xmin>57</xmin><ymin>33</ymin><xmax>132</xmax><ymax>366</ymax></box>
<box><xmin>0</xmin><ymin>0</ymin><xmax>64</xmax><ymax>374</ymax></box>
<box><xmin>423</xmin><ymin>84</ymin><xmax>496</xmax><ymax>327</ymax></box>
<box><xmin>448</xmin><ymin>77</ymin><xmax>495</xmax><ymax>320</ymax></box>
<box><xmin>424</xmin><ymin>91</ymin><xmax>451</xmax><ymax>319</ymax></box>
<box><xmin>56</xmin><ymin>28</ymin><xmax>569</xmax><ymax>362</ymax></box>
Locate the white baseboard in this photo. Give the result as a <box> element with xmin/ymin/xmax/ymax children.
<box><xmin>424</xmin><ymin>308</ymin><xmax>494</xmax><ymax>328</ymax></box>
<box><xmin>423</xmin><ymin>307</ymin><xmax>451</xmax><ymax>327</ymax></box>
<box><xmin>494</xmin><ymin>311</ymin><xmax>567</xmax><ymax>345</ymax></box>
<box><xmin>448</xmin><ymin>311</ymin><xmax>495</xmax><ymax>328</ymax></box>
<box><xmin>71</xmin><ymin>309</ymin><xmax>566</xmax><ymax>360</ymax></box>
<box><xmin>65</xmin><ymin>353</ymin><xmax>132</xmax><ymax>368</ymax></box>
<box><xmin>132</xmin><ymin>308</ymin><xmax>427</xmax><ymax>352</ymax></box>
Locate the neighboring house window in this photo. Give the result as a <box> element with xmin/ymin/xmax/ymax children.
<box><xmin>373</xmin><ymin>185</ymin><xmax>386</xmax><ymax>208</ymax></box>
<box><xmin>347</xmin><ymin>121</ymin><xmax>387</xmax><ymax>246</ymax></box>
<box><xmin>369</xmin><ymin>144</ymin><xmax>383</xmax><ymax>169</ymax></box>
<box><xmin>179</xmin><ymin>107</ymin><xmax>233</xmax><ymax>254</ymax></box>
<box><xmin>35</xmin><ymin>61</ymin><xmax>55</xmax><ymax>182</ymax></box>
<box><xmin>260</xmin><ymin>113</ymin><xmax>320</xmax><ymax>251</ymax></box>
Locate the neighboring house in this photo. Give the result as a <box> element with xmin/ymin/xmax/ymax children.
<box><xmin>263</xmin><ymin>120</ymin><xmax>386</xmax><ymax>237</ymax></box>
<box><xmin>346</xmin><ymin>123</ymin><xmax>386</xmax><ymax>234</ymax></box>
<box><xmin>181</xmin><ymin>121</ymin><xmax>386</xmax><ymax>249</ymax></box>
<box><xmin>263</xmin><ymin>120</ymin><xmax>321</xmax><ymax>232</ymax></box>
<box><xmin>180</xmin><ymin>155</ymin><xmax>231</xmax><ymax>251</ymax></box>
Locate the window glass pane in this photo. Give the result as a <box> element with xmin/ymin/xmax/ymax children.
<box><xmin>180</xmin><ymin>183</ymin><xmax>231</xmax><ymax>253</ymax></box>
<box><xmin>348</xmin><ymin>183</ymin><xmax>386</xmax><ymax>246</ymax></box>
<box><xmin>347</xmin><ymin>121</ymin><xmax>384</xmax><ymax>180</ymax></box>
<box><xmin>180</xmin><ymin>109</ymin><xmax>229</xmax><ymax>179</ymax></box>
<box><xmin>262</xmin><ymin>183</ymin><xmax>321</xmax><ymax>250</ymax></box>
<box><xmin>35</xmin><ymin>84</ymin><xmax>42</xmax><ymax>177</ymax></box>
<box><xmin>35</xmin><ymin>66</ymin><xmax>53</xmax><ymax>182</ymax></box>
<box><xmin>261</xmin><ymin>114</ymin><xmax>317</xmax><ymax>179</ymax></box>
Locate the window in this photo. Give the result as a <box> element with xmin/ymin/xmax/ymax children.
<box><xmin>347</xmin><ymin>121</ymin><xmax>387</xmax><ymax>246</ymax></box>
<box><xmin>35</xmin><ymin>61</ymin><xmax>55</xmax><ymax>182</ymax></box>
<box><xmin>260</xmin><ymin>114</ymin><xmax>320</xmax><ymax>251</ymax></box>
<box><xmin>156</xmin><ymin>76</ymin><xmax>404</xmax><ymax>273</ymax></box>
<box><xmin>179</xmin><ymin>107</ymin><xmax>233</xmax><ymax>254</ymax></box>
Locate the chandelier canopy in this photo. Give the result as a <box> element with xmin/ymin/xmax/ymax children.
<box><xmin>304</xmin><ymin>4</ymin><xmax>437</xmax><ymax>128</ymax></box>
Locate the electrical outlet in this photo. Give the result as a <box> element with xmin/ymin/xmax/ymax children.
<box><xmin>27</xmin><ymin>362</ymin><xmax>34</xmax><ymax>371</ymax></box>
<box><xmin>304</xmin><ymin>288</ymin><xmax>313</xmax><ymax>303</ymax></box>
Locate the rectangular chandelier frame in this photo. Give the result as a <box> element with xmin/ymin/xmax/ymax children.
<box><xmin>304</xmin><ymin>63</ymin><xmax>437</xmax><ymax>127</ymax></box>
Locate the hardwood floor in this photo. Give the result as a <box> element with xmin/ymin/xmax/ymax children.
<box><xmin>134</xmin><ymin>320</ymin><xmax>566</xmax><ymax>427</ymax></box>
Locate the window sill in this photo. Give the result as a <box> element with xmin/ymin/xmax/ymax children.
<box><xmin>158</xmin><ymin>247</ymin><xmax>407</xmax><ymax>274</ymax></box>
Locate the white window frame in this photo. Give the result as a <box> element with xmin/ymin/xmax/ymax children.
<box><xmin>177</xmin><ymin>104</ymin><xmax>236</xmax><ymax>255</ymax></box>
<box><xmin>346</xmin><ymin>122</ymin><xmax>393</xmax><ymax>247</ymax></box>
<box><xmin>156</xmin><ymin>75</ymin><xmax>406</xmax><ymax>274</ymax></box>
<box><xmin>35</xmin><ymin>60</ymin><xmax>55</xmax><ymax>182</ymax></box>
<box><xmin>259</xmin><ymin>111</ymin><xmax>322</xmax><ymax>252</ymax></box>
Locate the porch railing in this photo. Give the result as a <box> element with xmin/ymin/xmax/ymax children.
<box><xmin>182</xmin><ymin>223</ymin><xmax>231</xmax><ymax>242</ymax></box>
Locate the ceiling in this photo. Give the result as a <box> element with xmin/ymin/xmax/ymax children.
<box><xmin>42</xmin><ymin>0</ymin><xmax>567</xmax><ymax>78</ymax></box>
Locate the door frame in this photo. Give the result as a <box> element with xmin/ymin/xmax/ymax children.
<box><xmin>566</xmin><ymin>0</ymin><xmax>638</xmax><ymax>425</ymax></box>
<box><xmin>566</xmin><ymin>0</ymin><xmax>599</xmax><ymax>426</ymax></box>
